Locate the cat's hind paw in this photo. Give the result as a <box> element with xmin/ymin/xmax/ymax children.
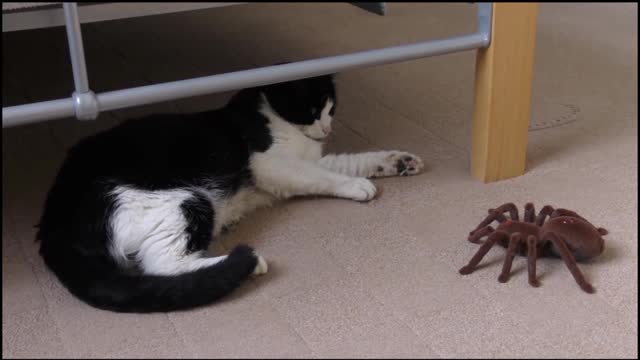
<box><xmin>252</xmin><ymin>254</ymin><xmax>268</xmax><ymax>276</ymax></box>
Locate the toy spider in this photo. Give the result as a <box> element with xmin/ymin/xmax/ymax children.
<box><xmin>458</xmin><ymin>203</ymin><xmax>607</xmax><ymax>293</ymax></box>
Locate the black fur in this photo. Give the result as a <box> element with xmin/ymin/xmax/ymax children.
<box><xmin>36</xmin><ymin>74</ymin><xmax>336</xmax><ymax>313</ymax></box>
<box><xmin>181</xmin><ymin>192</ymin><xmax>215</xmax><ymax>253</ymax></box>
<box><xmin>259</xmin><ymin>75</ymin><xmax>336</xmax><ymax>126</ymax></box>
<box><xmin>395</xmin><ymin>159</ymin><xmax>407</xmax><ymax>174</ymax></box>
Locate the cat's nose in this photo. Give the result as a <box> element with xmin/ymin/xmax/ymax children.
<box><xmin>322</xmin><ymin>125</ymin><xmax>332</xmax><ymax>135</ymax></box>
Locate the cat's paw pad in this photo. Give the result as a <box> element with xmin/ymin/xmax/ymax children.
<box><xmin>338</xmin><ymin>178</ymin><xmax>377</xmax><ymax>201</ymax></box>
<box><xmin>374</xmin><ymin>152</ymin><xmax>424</xmax><ymax>177</ymax></box>
<box><xmin>252</xmin><ymin>254</ymin><xmax>268</xmax><ymax>276</ymax></box>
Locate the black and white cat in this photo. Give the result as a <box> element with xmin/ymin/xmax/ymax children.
<box><xmin>36</xmin><ymin>74</ymin><xmax>424</xmax><ymax>313</ymax></box>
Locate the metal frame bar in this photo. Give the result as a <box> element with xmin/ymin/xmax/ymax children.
<box><xmin>2</xmin><ymin>3</ymin><xmax>493</xmax><ymax>128</ymax></box>
<box><xmin>2</xmin><ymin>3</ymin><xmax>247</xmax><ymax>33</ymax></box>
<box><xmin>63</xmin><ymin>3</ymin><xmax>89</xmax><ymax>93</ymax></box>
<box><xmin>63</xmin><ymin>3</ymin><xmax>99</xmax><ymax>121</ymax></box>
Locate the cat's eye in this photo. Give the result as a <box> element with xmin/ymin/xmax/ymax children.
<box><xmin>310</xmin><ymin>108</ymin><xmax>318</xmax><ymax>117</ymax></box>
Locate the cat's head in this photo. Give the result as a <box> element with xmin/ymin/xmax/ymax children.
<box><xmin>261</xmin><ymin>73</ymin><xmax>337</xmax><ymax>140</ymax></box>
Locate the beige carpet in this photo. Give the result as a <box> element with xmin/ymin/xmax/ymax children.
<box><xmin>2</xmin><ymin>3</ymin><xmax>637</xmax><ymax>358</ymax></box>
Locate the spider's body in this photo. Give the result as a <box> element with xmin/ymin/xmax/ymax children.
<box><xmin>493</xmin><ymin>220</ymin><xmax>543</xmax><ymax>254</ymax></box>
<box><xmin>493</xmin><ymin>217</ymin><xmax>605</xmax><ymax>260</ymax></box>
<box><xmin>459</xmin><ymin>203</ymin><xmax>607</xmax><ymax>294</ymax></box>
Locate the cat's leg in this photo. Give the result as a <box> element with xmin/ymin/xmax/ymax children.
<box><xmin>318</xmin><ymin>151</ymin><xmax>424</xmax><ymax>178</ymax></box>
<box><xmin>115</xmin><ymin>190</ymin><xmax>268</xmax><ymax>276</ymax></box>
<box><xmin>251</xmin><ymin>153</ymin><xmax>377</xmax><ymax>201</ymax></box>
<box><xmin>141</xmin><ymin>248</ymin><xmax>268</xmax><ymax>276</ymax></box>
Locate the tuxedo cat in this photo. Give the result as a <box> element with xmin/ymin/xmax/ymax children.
<box><xmin>36</xmin><ymin>74</ymin><xmax>424</xmax><ymax>313</ymax></box>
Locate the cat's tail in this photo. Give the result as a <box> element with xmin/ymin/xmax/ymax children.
<box><xmin>40</xmin><ymin>243</ymin><xmax>264</xmax><ymax>313</ymax></box>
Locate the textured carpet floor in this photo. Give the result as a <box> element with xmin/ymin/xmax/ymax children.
<box><xmin>2</xmin><ymin>3</ymin><xmax>637</xmax><ymax>358</ymax></box>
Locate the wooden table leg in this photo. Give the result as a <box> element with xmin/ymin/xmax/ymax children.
<box><xmin>471</xmin><ymin>3</ymin><xmax>539</xmax><ymax>183</ymax></box>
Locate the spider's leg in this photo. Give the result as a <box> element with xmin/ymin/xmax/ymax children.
<box><xmin>495</xmin><ymin>202</ymin><xmax>520</xmax><ymax>221</ymax></box>
<box><xmin>544</xmin><ymin>232</ymin><xmax>595</xmax><ymax>294</ymax></box>
<box><xmin>470</xmin><ymin>209</ymin><xmax>507</xmax><ymax>235</ymax></box>
<box><xmin>471</xmin><ymin>203</ymin><xmax>519</xmax><ymax>234</ymax></box>
<box><xmin>498</xmin><ymin>233</ymin><xmax>522</xmax><ymax>283</ymax></box>
<box><xmin>526</xmin><ymin>235</ymin><xmax>540</xmax><ymax>287</ymax></box>
<box><xmin>468</xmin><ymin>225</ymin><xmax>494</xmax><ymax>243</ymax></box>
<box><xmin>489</xmin><ymin>209</ymin><xmax>509</xmax><ymax>223</ymax></box>
<box><xmin>535</xmin><ymin>205</ymin><xmax>555</xmax><ymax>226</ymax></box>
<box><xmin>524</xmin><ymin>203</ymin><xmax>536</xmax><ymax>223</ymax></box>
<box><xmin>459</xmin><ymin>231</ymin><xmax>509</xmax><ymax>275</ymax></box>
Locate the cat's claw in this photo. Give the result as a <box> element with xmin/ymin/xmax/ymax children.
<box><xmin>252</xmin><ymin>254</ymin><xmax>268</xmax><ymax>276</ymax></box>
<box><xmin>374</xmin><ymin>151</ymin><xmax>424</xmax><ymax>177</ymax></box>
<box><xmin>338</xmin><ymin>178</ymin><xmax>377</xmax><ymax>201</ymax></box>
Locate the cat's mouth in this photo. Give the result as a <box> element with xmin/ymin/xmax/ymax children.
<box><xmin>306</xmin><ymin>133</ymin><xmax>330</xmax><ymax>141</ymax></box>
<box><xmin>303</xmin><ymin>126</ymin><xmax>332</xmax><ymax>141</ymax></box>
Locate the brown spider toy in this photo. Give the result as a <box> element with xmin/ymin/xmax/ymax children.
<box><xmin>459</xmin><ymin>203</ymin><xmax>607</xmax><ymax>293</ymax></box>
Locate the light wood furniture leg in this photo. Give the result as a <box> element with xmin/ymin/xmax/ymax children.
<box><xmin>471</xmin><ymin>3</ymin><xmax>539</xmax><ymax>183</ymax></box>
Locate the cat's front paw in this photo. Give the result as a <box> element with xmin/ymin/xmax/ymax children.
<box><xmin>374</xmin><ymin>151</ymin><xmax>424</xmax><ymax>177</ymax></box>
<box><xmin>252</xmin><ymin>254</ymin><xmax>268</xmax><ymax>276</ymax></box>
<box><xmin>337</xmin><ymin>178</ymin><xmax>377</xmax><ymax>201</ymax></box>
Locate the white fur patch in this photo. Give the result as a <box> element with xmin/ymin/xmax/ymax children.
<box><xmin>109</xmin><ymin>185</ymin><xmax>272</xmax><ymax>276</ymax></box>
<box><xmin>109</xmin><ymin>187</ymin><xmax>222</xmax><ymax>275</ymax></box>
<box><xmin>258</xmin><ymin>96</ymin><xmax>323</xmax><ymax>161</ymax></box>
<box><xmin>109</xmin><ymin>186</ymin><xmax>193</xmax><ymax>270</ymax></box>
<box><xmin>253</xmin><ymin>255</ymin><xmax>268</xmax><ymax>275</ymax></box>
<box><xmin>302</xmin><ymin>98</ymin><xmax>334</xmax><ymax>140</ymax></box>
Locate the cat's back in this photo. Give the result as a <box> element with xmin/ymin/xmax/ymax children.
<box><xmin>38</xmin><ymin>109</ymin><xmax>250</xmax><ymax>236</ymax></box>
<box><xmin>60</xmin><ymin>109</ymin><xmax>257</xmax><ymax>185</ymax></box>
